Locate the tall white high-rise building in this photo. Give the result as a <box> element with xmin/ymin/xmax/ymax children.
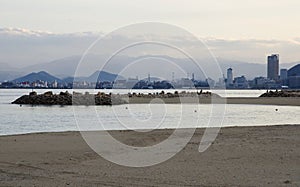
<box><xmin>267</xmin><ymin>54</ymin><xmax>279</xmax><ymax>80</ymax></box>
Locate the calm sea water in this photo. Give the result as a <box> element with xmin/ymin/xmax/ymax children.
<box><xmin>0</xmin><ymin>89</ymin><xmax>299</xmax><ymax>136</ymax></box>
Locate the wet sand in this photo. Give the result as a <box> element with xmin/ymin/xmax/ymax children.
<box><xmin>0</xmin><ymin>125</ymin><xmax>299</xmax><ymax>186</ymax></box>
<box><xmin>129</xmin><ymin>97</ymin><xmax>300</xmax><ymax>106</ymax></box>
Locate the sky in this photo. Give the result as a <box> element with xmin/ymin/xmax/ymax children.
<box><xmin>1</xmin><ymin>0</ymin><xmax>300</xmax><ymax>40</ymax></box>
<box><xmin>1</xmin><ymin>0</ymin><xmax>300</xmax><ymax>68</ymax></box>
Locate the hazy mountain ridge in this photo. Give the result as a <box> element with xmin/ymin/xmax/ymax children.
<box><xmin>22</xmin><ymin>56</ymin><xmax>81</xmax><ymax>78</ymax></box>
<box><xmin>12</xmin><ymin>70</ymin><xmax>121</xmax><ymax>84</ymax></box>
<box><xmin>1</xmin><ymin>27</ymin><xmax>300</xmax><ymax>78</ymax></box>
<box><xmin>13</xmin><ymin>71</ymin><xmax>63</xmax><ymax>83</ymax></box>
<box><xmin>1</xmin><ymin>55</ymin><xmax>299</xmax><ymax>82</ymax></box>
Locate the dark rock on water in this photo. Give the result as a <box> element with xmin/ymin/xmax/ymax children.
<box><xmin>12</xmin><ymin>91</ymin><xmax>127</xmax><ymax>106</ymax></box>
<box><xmin>12</xmin><ymin>90</ymin><xmax>217</xmax><ymax>106</ymax></box>
<box><xmin>44</xmin><ymin>91</ymin><xmax>53</xmax><ymax>96</ymax></box>
<box><xmin>260</xmin><ymin>90</ymin><xmax>300</xmax><ymax>97</ymax></box>
<box><xmin>29</xmin><ymin>91</ymin><xmax>37</xmax><ymax>96</ymax></box>
<box><xmin>12</xmin><ymin>92</ymin><xmax>72</xmax><ymax>105</ymax></box>
<box><xmin>59</xmin><ymin>91</ymin><xmax>70</xmax><ymax>96</ymax></box>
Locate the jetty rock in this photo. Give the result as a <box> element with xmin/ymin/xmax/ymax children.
<box><xmin>12</xmin><ymin>90</ymin><xmax>220</xmax><ymax>106</ymax></box>
<box><xmin>260</xmin><ymin>90</ymin><xmax>300</xmax><ymax>97</ymax></box>
<box><xmin>12</xmin><ymin>91</ymin><xmax>127</xmax><ymax>106</ymax></box>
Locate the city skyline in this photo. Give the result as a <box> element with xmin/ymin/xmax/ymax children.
<box><xmin>2</xmin><ymin>54</ymin><xmax>299</xmax><ymax>89</ymax></box>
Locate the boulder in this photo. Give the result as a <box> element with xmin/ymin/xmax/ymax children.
<box><xmin>44</xmin><ymin>91</ymin><xmax>53</xmax><ymax>96</ymax></box>
<box><xmin>29</xmin><ymin>91</ymin><xmax>37</xmax><ymax>96</ymax></box>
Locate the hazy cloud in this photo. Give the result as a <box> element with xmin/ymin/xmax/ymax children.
<box><xmin>0</xmin><ymin>27</ymin><xmax>299</xmax><ymax>69</ymax></box>
<box><xmin>203</xmin><ymin>38</ymin><xmax>300</xmax><ymax>63</ymax></box>
<box><xmin>0</xmin><ymin>28</ymin><xmax>101</xmax><ymax>67</ymax></box>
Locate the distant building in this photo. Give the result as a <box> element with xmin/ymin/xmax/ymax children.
<box><xmin>233</xmin><ymin>76</ymin><xmax>248</xmax><ymax>89</ymax></box>
<box><xmin>180</xmin><ymin>78</ymin><xmax>193</xmax><ymax>88</ymax></box>
<box><xmin>113</xmin><ymin>79</ymin><xmax>126</xmax><ymax>89</ymax></box>
<box><xmin>280</xmin><ymin>69</ymin><xmax>288</xmax><ymax>86</ymax></box>
<box><xmin>215</xmin><ymin>78</ymin><xmax>225</xmax><ymax>88</ymax></box>
<box><xmin>252</xmin><ymin>77</ymin><xmax>279</xmax><ymax>89</ymax></box>
<box><xmin>206</xmin><ymin>78</ymin><xmax>215</xmax><ymax>88</ymax></box>
<box><xmin>280</xmin><ymin>69</ymin><xmax>288</xmax><ymax>80</ymax></box>
<box><xmin>267</xmin><ymin>54</ymin><xmax>279</xmax><ymax>80</ymax></box>
<box><xmin>252</xmin><ymin>77</ymin><xmax>268</xmax><ymax>89</ymax></box>
<box><xmin>52</xmin><ymin>80</ymin><xmax>58</xmax><ymax>88</ymax></box>
<box><xmin>226</xmin><ymin>68</ymin><xmax>233</xmax><ymax>88</ymax></box>
<box><xmin>126</xmin><ymin>77</ymin><xmax>139</xmax><ymax>89</ymax></box>
<box><xmin>287</xmin><ymin>64</ymin><xmax>300</xmax><ymax>88</ymax></box>
<box><xmin>288</xmin><ymin>76</ymin><xmax>300</xmax><ymax>89</ymax></box>
<box><xmin>287</xmin><ymin>64</ymin><xmax>300</xmax><ymax>77</ymax></box>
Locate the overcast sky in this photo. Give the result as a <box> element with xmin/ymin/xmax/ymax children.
<box><xmin>1</xmin><ymin>0</ymin><xmax>300</xmax><ymax>67</ymax></box>
<box><xmin>1</xmin><ymin>0</ymin><xmax>300</xmax><ymax>40</ymax></box>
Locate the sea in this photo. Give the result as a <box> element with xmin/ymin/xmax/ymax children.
<box><xmin>0</xmin><ymin>89</ymin><xmax>299</xmax><ymax>136</ymax></box>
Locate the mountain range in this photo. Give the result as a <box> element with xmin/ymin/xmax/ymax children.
<box><xmin>13</xmin><ymin>71</ymin><xmax>62</xmax><ymax>83</ymax></box>
<box><xmin>12</xmin><ymin>70</ymin><xmax>120</xmax><ymax>83</ymax></box>
<box><xmin>1</xmin><ymin>54</ymin><xmax>299</xmax><ymax>82</ymax></box>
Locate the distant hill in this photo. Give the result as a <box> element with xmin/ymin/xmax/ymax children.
<box><xmin>62</xmin><ymin>71</ymin><xmax>123</xmax><ymax>83</ymax></box>
<box><xmin>13</xmin><ymin>70</ymin><xmax>123</xmax><ymax>84</ymax></box>
<box><xmin>0</xmin><ymin>66</ymin><xmax>144</xmax><ymax>83</ymax></box>
<box><xmin>22</xmin><ymin>56</ymin><xmax>81</xmax><ymax>79</ymax></box>
<box><xmin>20</xmin><ymin>54</ymin><xmax>135</xmax><ymax>79</ymax></box>
<box><xmin>86</xmin><ymin>71</ymin><xmax>122</xmax><ymax>82</ymax></box>
<box><xmin>1</xmin><ymin>54</ymin><xmax>299</xmax><ymax>82</ymax></box>
<box><xmin>13</xmin><ymin>71</ymin><xmax>62</xmax><ymax>83</ymax></box>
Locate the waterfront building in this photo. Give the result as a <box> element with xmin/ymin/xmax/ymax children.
<box><xmin>287</xmin><ymin>64</ymin><xmax>300</xmax><ymax>88</ymax></box>
<box><xmin>226</xmin><ymin>68</ymin><xmax>233</xmax><ymax>88</ymax></box>
<box><xmin>267</xmin><ymin>54</ymin><xmax>279</xmax><ymax>80</ymax></box>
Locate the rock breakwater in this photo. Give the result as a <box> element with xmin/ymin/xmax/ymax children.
<box><xmin>12</xmin><ymin>91</ymin><xmax>127</xmax><ymax>105</ymax></box>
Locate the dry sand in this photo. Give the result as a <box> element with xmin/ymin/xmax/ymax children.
<box><xmin>0</xmin><ymin>125</ymin><xmax>299</xmax><ymax>186</ymax></box>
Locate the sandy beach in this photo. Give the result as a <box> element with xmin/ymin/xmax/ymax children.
<box><xmin>0</xmin><ymin>125</ymin><xmax>299</xmax><ymax>186</ymax></box>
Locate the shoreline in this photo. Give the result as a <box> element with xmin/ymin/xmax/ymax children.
<box><xmin>1</xmin><ymin>125</ymin><xmax>299</xmax><ymax>186</ymax></box>
<box><xmin>0</xmin><ymin>124</ymin><xmax>299</xmax><ymax>137</ymax></box>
